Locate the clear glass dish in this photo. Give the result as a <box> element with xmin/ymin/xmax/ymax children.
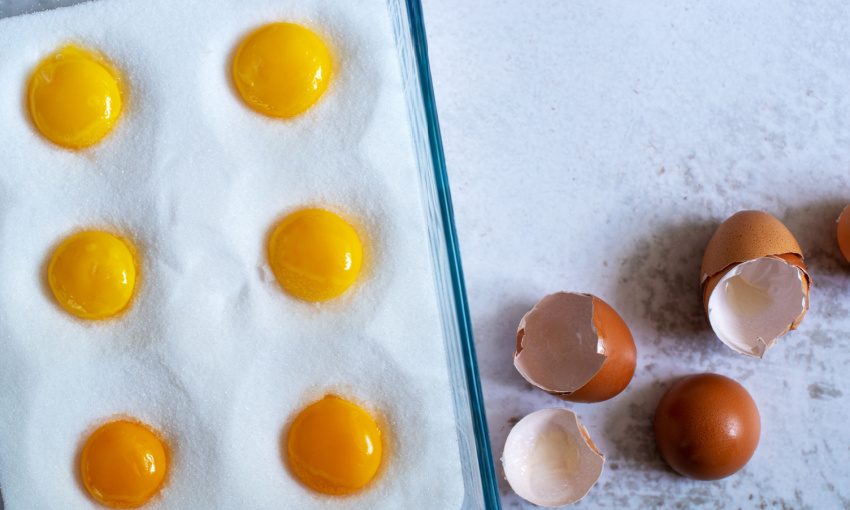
<box><xmin>386</xmin><ymin>1</ymin><xmax>501</xmax><ymax>507</ymax></box>
<box><xmin>0</xmin><ymin>1</ymin><xmax>501</xmax><ymax>508</ymax></box>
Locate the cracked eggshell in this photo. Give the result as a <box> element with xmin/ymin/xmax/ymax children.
<box><xmin>700</xmin><ymin>210</ymin><xmax>804</xmax><ymax>284</ymax></box>
<box><xmin>837</xmin><ymin>205</ymin><xmax>850</xmax><ymax>264</ymax></box>
<box><xmin>700</xmin><ymin>211</ymin><xmax>811</xmax><ymax>358</ymax></box>
<box><xmin>502</xmin><ymin>408</ymin><xmax>604</xmax><ymax>507</ymax></box>
<box><xmin>514</xmin><ymin>292</ymin><xmax>636</xmax><ymax>403</ymax></box>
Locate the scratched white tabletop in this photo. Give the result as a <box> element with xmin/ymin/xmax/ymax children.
<box><xmin>422</xmin><ymin>1</ymin><xmax>850</xmax><ymax>508</ymax></box>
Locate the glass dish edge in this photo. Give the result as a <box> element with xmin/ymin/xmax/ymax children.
<box><xmin>390</xmin><ymin>1</ymin><xmax>502</xmax><ymax>508</ymax></box>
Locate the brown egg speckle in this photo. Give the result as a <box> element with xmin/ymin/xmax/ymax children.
<box><xmin>654</xmin><ymin>373</ymin><xmax>760</xmax><ymax>480</ymax></box>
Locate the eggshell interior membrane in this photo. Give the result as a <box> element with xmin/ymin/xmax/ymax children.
<box><xmin>502</xmin><ymin>408</ymin><xmax>604</xmax><ymax>508</ymax></box>
<box><xmin>700</xmin><ymin>210</ymin><xmax>802</xmax><ymax>285</ymax></box>
<box><xmin>514</xmin><ymin>292</ymin><xmax>636</xmax><ymax>403</ymax></box>
<box><xmin>706</xmin><ymin>256</ymin><xmax>809</xmax><ymax>357</ymax></box>
<box><xmin>837</xmin><ymin>204</ymin><xmax>850</xmax><ymax>264</ymax></box>
<box><xmin>654</xmin><ymin>373</ymin><xmax>760</xmax><ymax>481</ymax></box>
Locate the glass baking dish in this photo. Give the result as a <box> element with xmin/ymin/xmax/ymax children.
<box><xmin>0</xmin><ymin>0</ymin><xmax>501</xmax><ymax>508</ymax></box>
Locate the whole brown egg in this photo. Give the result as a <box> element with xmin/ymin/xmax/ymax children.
<box><xmin>654</xmin><ymin>373</ymin><xmax>760</xmax><ymax>480</ymax></box>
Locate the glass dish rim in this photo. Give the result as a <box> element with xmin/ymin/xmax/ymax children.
<box><xmin>399</xmin><ymin>1</ymin><xmax>502</xmax><ymax>508</ymax></box>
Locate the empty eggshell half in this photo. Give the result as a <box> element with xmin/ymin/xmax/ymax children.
<box><xmin>837</xmin><ymin>205</ymin><xmax>850</xmax><ymax>264</ymax></box>
<box><xmin>502</xmin><ymin>408</ymin><xmax>604</xmax><ymax>507</ymax></box>
<box><xmin>514</xmin><ymin>292</ymin><xmax>636</xmax><ymax>403</ymax></box>
<box><xmin>701</xmin><ymin>211</ymin><xmax>811</xmax><ymax>358</ymax></box>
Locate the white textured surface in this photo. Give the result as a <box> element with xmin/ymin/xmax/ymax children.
<box><xmin>0</xmin><ymin>0</ymin><xmax>463</xmax><ymax>509</ymax></box>
<box><xmin>423</xmin><ymin>0</ymin><xmax>850</xmax><ymax>508</ymax></box>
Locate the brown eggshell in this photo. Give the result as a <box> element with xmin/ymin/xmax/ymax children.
<box><xmin>514</xmin><ymin>292</ymin><xmax>636</xmax><ymax>403</ymax></box>
<box><xmin>837</xmin><ymin>205</ymin><xmax>850</xmax><ymax>264</ymax></box>
<box><xmin>654</xmin><ymin>373</ymin><xmax>760</xmax><ymax>481</ymax></box>
<box><xmin>566</xmin><ymin>296</ymin><xmax>637</xmax><ymax>403</ymax></box>
<box><xmin>700</xmin><ymin>210</ymin><xmax>802</xmax><ymax>287</ymax></box>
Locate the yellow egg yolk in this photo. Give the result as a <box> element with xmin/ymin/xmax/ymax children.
<box><xmin>80</xmin><ymin>420</ymin><xmax>168</xmax><ymax>509</ymax></box>
<box><xmin>268</xmin><ymin>209</ymin><xmax>362</xmax><ymax>301</ymax></box>
<box><xmin>232</xmin><ymin>22</ymin><xmax>332</xmax><ymax>118</ymax></box>
<box><xmin>48</xmin><ymin>231</ymin><xmax>137</xmax><ymax>320</ymax></box>
<box><xmin>28</xmin><ymin>46</ymin><xmax>122</xmax><ymax>149</ymax></box>
<box><xmin>287</xmin><ymin>395</ymin><xmax>383</xmax><ymax>495</ymax></box>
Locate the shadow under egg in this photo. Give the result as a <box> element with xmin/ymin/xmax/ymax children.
<box><xmin>614</xmin><ymin>216</ymin><xmax>722</xmax><ymax>356</ymax></box>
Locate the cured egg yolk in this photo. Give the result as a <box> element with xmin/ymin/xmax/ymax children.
<box><xmin>48</xmin><ymin>231</ymin><xmax>137</xmax><ymax>320</ymax></box>
<box><xmin>28</xmin><ymin>46</ymin><xmax>122</xmax><ymax>149</ymax></box>
<box><xmin>80</xmin><ymin>420</ymin><xmax>168</xmax><ymax>509</ymax></box>
<box><xmin>268</xmin><ymin>209</ymin><xmax>362</xmax><ymax>302</ymax></box>
<box><xmin>287</xmin><ymin>395</ymin><xmax>383</xmax><ymax>495</ymax></box>
<box><xmin>232</xmin><ymin>23</ymin><xmax>332</xmax><ymax>118</ymax></box>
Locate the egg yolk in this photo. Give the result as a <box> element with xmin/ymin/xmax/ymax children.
<box><xmin>268</xmin><ymin>209</ymin><xmax>362</xmax><ymax>301</ymax></box>
<box><xmin>48</xmin><ymin>231</ymin><xmax>137</xmax><ymax>320</ymax></box>
<box><xmin>232</xmin><ymin>23</ymin><xmax>332</xmax><ymax>118</ymax></box>
<box><xmin>80</xmin><ymin>420</ymin><xmax>168</xmax><ymax>509</ymax></box>
<box><xmin>287</xmin><ymin>395</ymin><xmax>383</xmax><ymax>495</ymax></box>
<box><xmin>27</xmin><ymin>46</ymin><xmax>122</xmax><ymax>149</ymax></box>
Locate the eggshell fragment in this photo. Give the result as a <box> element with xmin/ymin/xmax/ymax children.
<box><xmin>654</xmin><ymin>373</ymin><xmax>760</xmax><ymax>480</ymax></box>
<box><xmin>837</xmin><ymin>205</ymin><xmax>850</xmax><ymax>264</ymax></box>
<box><xmin>701</xmin><ymin>210</ymin><xmax>803</xmax><ymax>282</ymax></box>
<box><xmin>502</xmin><ymin>408</ymin><xmax>604</xmax><ymax>507</ymax></box>
<box><xmin>700</xmin><ymin>211</ymin><xmax>810</xmax><ymax>358</ymax></box>
<box><xmin>514</xmin><ymin>292</ymin><xmax>636</xmax><ymax>403</ymax></box>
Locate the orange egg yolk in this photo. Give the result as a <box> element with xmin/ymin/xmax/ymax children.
<box><xmin>80</xmin><ymin>420</ymin><xmax>168</xmax><ymax>509</ymax></box>
<box><xmin>232</xmin><ymin>22</ymin><xmax>332</xmax><ymax>118</ymax></box>
<box><xmin>268</xmin><ymin>209</ymin><xmax>362</xmax><ymax>301</ymax></box>
<box><xmin>48</xmin><ymin>231</ymin><xmax>137</xmax><ymax>320</ymax></box>
<box><xmin>287</xmin><ymin>395</ymin><xmax>383</xmax><ymax>495</ymax></box>
<box><xmin>28</xmin><ymin>46</ymin><xmax>122</xmax><ymax>149</ymax></box>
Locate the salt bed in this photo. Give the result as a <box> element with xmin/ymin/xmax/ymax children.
<box><xmin>0</xmin><ymin>0</ymin><xmax>464</xmax><ymax>508</ymax></box>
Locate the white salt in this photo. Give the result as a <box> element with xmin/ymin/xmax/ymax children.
<box><xmin>0</xmin><ymin>0</ymin><xmax>464</xmax><ymax>508</ymax></box>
